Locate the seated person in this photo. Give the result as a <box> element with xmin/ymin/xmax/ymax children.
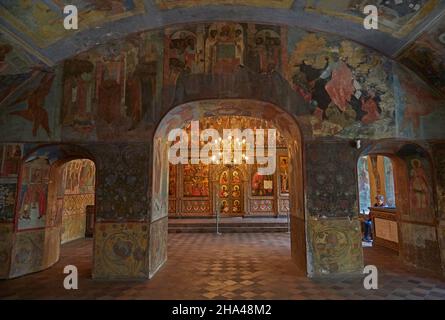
<box><xmin>362</xmin><ymin>195</ymin><xmax>386</xmax><ymax>242</ymax></box>
<box><xmin>374</xmin><ymin>194</ymin><xmax>385</xmax><ymax>207</ymax></box>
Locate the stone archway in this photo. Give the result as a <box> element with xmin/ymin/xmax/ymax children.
<box><xmin>357</xmin><ymin>139</ymin><xmax>443</xmax><ymax>275</ymax></box>
<box><xmin>2</xmin><ymin>144</ymin><xmax>97</xmax><ymax>279</ymax></box>
<box><xmin>149</xmin><ymin>98</ymin><xmax>307</xmax><ymax>278</ymax></box>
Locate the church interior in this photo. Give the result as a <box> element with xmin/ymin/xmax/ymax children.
<box><xmin>1</xmin><ymin>1</ymin><xmax>445</xmax><ymax>300</ymax></box>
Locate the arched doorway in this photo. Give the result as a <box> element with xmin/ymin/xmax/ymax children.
<box><xmin>150</xmin><ymin>99</ymin><xmax>306</xmax><ymax>278</ymax></box>
<box><xmin>8</xmin><ymin>144</ymin><xmax>97</xmax><ymax>279</ymax></box>
<box><xmin>356</xmin><ymin>140</ymin><xmax>442</xmax><ymax>275</ymax></box>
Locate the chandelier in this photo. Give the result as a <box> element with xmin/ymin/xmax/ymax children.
<box><xmin>210</xmin><ymin>135</ymin><xmax>250</xmax><ymax>165</ymax></box>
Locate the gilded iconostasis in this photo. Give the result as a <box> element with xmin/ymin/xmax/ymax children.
<box><xmin>168</xmin><ymin>116</ymin><xmax>290</xmax><ymax>217</ymax></box>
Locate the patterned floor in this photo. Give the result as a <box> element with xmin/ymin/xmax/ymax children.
<box><xmin>1</xmin><ymin>233</ymin><xmax>444</xmax><ymax>300</ymax></box>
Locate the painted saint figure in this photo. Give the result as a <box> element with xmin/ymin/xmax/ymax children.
<box><xmin>409</xmin><ymin>159</ymin><xmax>430</xmax><ymax>210</ymax></box>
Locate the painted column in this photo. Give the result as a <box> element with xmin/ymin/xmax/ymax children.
<box><xmin>89</xmin><ymin>143</ymin><xmax>151</xmax><ymax>280</ymax></box>
<box><xmin>304</xmin><ymin>140</ymin><xmax>363</xmax><ymax>277</ymax></box>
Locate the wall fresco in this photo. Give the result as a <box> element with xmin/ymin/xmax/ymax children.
<box><xmin>399</xmin><ymin>222</ymin><xmax>442</xmax><ymax>274</ymax></box>
<box><xmin>61</xmin><ymin>194</ymin><xmax>94</xmax><ymax>244</ymax></box>
<box><xmin>432</xmin><ymin>143</ymin><xmax>445</xmax><ymax>217</ymax></box>
<box><xmin>0</xmin><ymin>144</ymin><xmax>22</xmax><ymax>177</ymax></box>
<box><xmin>394</xmin><ymin>64</ymin><xmax>445</xmax><ymax>139</ymax></box>
<box><xmin>61</xmin><ymin>30</ymin><xmax>163</xmax><ymax>141</ymax></box>
<box><xmin>183</xmin><ymin>164</ymin><xmax>209</xmax><ymax>197</ymax></box>
<box><xmin>10</xmin><ymin>229</ymin><xmax>45</xmax><ymax>278</ymax></box>
<box><xmin>0</xmin><ymin>31</ymin><xmax>39</xmax><ymax>75</ymax></box>
<box><xmin>93</xmin><ymin>222</ymin><xmax>149</xmax><ymax>279</ymax></box>
<box><xmin>57</xmin><ymin>159</ymin><xmax>95</xmax><ymax>243</ymax></box>
<box><xmin>399</xmin><ymin>18</ymin><xmax>445</xmax><ymax>94</ymax></box>
<box><xmin>305</xmin><ymin>141</ymin><xmax>359</xmax><ymax>218</ymax></box>
<box><xmin>89</xmin><ymin>143</ymin><xmax>149</xmax><ymax>221</ymax></box>
<box><xmin>0</xmin><ymin>223</ymin><xmax>13</xmax><ymax>278</ymax></box>
<box><xmin>156</xmin><ymin>0</ymin><xmax>294</xmax><ymax>9</ymax></box>
<box><xmin>307</xmin><ymin>217</ymin><xmax>363</xmax><ymax>276</ymax></box>
<box><xmin>288</xmin><ymin>30</ymin><xmax>396</xmax><ymax>138</ymax></box>
<box><xmin>0</xmin><ymin>1</ymin><xmax>145</xmax><ymax>47</ymax></box>
<box><xmin>396</xmin><ymin>144</ymin><xmax>435</xmax><ymax>223</ymax></box>
<box><xmin>0</xmin><ymin>20</ymin><xmax>444</xmax><ymax>280</ymax></box>
<box><xmin>17</xmin><ymin>157</ymin><xmax>50</xmax><ymax>230</ymax></box>
<box><xmin>1</xmin><ymin>68</ymin><xmax>62</xmax><ymax>142</ymax></box>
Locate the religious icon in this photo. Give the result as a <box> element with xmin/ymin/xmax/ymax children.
<box><xmin>220</xmin><ymin>170</ymin><xmax>229</xmax><ymax>184</ymax></box>
<box><xmin>279</xmin><ymin>156</ymin><xmax>289</xmax><ymax>194</ymax></box>
<box><xmin>232</xmin><ymin>185</ymin><xmax>241</xmax><ymax>198</ymax></box>
<box><xmin>220</xmin><ymin>200</ymin><xmax>229</xmax><ymax>214</ymax></box>
<box><xmin>409</xmin><ymin>158</ymin><xmax>430</xmax><ymax>210</ymax></box>
<box><xmin>251</xmin><ymin>165</ymin><xmax>273</xmax><ymax>196</ymax></box>
<box><xmin>232</xmin><ymin>170</ymin><xmax>241</xmax><ymax>184</ymax></box>
<box><xmin>220</xmin><ymin>185</ymin><xmax>229</xmax><ymax>198</ymax></box>
<box><xmin>233</xmin><ymin>200</ymin><xmax>241</xmax><ymax>213</ymax></box>
<box><xmin>168</xmin><ymin>165</ymin><xmax>176</xmax><ymax>197</ymax></box>
<box><xmin>1</xmin><ymin>144</ymin><xmax>22</xmax><ymax>177</ymax></box>
<box><xmin>183</xmin><ymin>163</ymin><xmax>209</xmax><ymax>197</ymax></box>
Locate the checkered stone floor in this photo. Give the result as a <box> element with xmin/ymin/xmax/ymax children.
<box><xmin>0</xmin><ymin>233</ymin><xmax>444</xmax><ymax>299</ymax></box>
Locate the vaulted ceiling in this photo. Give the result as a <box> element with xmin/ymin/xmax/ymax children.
<box><xmin>1</xmin><ymin>0</ymin><xmax>444</xmax><ymax>92</ymax></box>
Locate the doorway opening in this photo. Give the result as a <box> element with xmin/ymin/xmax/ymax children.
<box><xmin>151</xmin><ymin>99</ymin><xmax>306</xmax><ymax>278</ymax></box>
<box><xmin>357</xmin><ymin>141</ymin><xmax>442</xmax><ymax>275</ymax></box>
<box><xmin>11</xmin><ymin>144</ymin><xmax>96</xmax><ymax>278</ymax></box>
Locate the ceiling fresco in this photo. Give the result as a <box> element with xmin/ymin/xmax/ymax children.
<box><xmin>399</xmin><ymin>17</ymin><xmax>445</xmax><ymax>94</ymax></box>
<box><xmin>155</xmin><ymin>0</ymin><xmax>295</xmax><ymax>9</ymax></box>
<box><xmin>0</xmin><ymin>0</ymin><xmax>145</xmax><ymax>47</ymax></box>
<box><xmin>0</xmin><ymin>31</ymin><xmax>39</xmax><ymax>75</ymax></box>
<box><xmin>0</xmin><ymin>0</ymin><xmax>444</xmax><ymax>94</ymax></box>
<box><xmin>305</xmin><ymin>0</ymin><xmax>439</xmax><ymax>38</ymax></box>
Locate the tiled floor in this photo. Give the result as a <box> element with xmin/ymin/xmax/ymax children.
<box><xmin>1</xmin><ymin>233</ymin><xmax>444</xmax><ymax>300</ymax></box>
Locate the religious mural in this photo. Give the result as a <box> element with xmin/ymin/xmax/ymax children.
<box><xmin>62</xmin><ymin>159</ymin><xmax>95</xmax><ymax>195</ymax></box>
<box><xmin>10</xmin><ymin>229</ymin><xmax>45</xmax><ymax>278</ymax></box>
<box><xmin>156</xmin><ymin>0</ymin><xmax>294</xmax><ymax>9</ymax></box>
<box><xmin>408</xmin><ymin>156</ymin><xmax>433</xmax><ymax>217</ymax></box>
<box><xmin>17</xmin><ymin>157</ymin><xmax>50</xmax><ymax>230</ymax></box>
<box><xmin>1</xmin><ymin>68</ymin><xmax>61</xmax><ymax>141</ymax></box>
<box><xmin>306</xmin><ymin>142</ymin><xmax>359</xmax><ymax>218</ymax></box>
<box><xmin>0</xmin><ymin>144</ymin><xmax>22</xmax><ymax>177</ymax></box>
<box><xmin>251</xmin><ymin>165</ymin><xmax>273</xmax><ymax>197</ymax></box>
<box><xmin>399</xmin><ymin>18</ymin><xmax>445</xmax><ymax>94</ymax></box>
<box><xmin>62</xmin><ymin>30</ymin><xmax>163</xmax><ymax>141</ymax></box>
<box><xmin>288</xmin><ymin>30</ymin><xmax>395</xmax><ymax>138</ymax></box>
<box><xmin>93</xmin><ymin>222</ymin><xmax>149</xmax><ymax>279</ymax></box>
<box><xmin>0</xmin><ymin>31</ymin><xmax>38</xmax><ymax>75</ymax></box>
<box><xmin>305</xmin><ymin>0</ymin><xmax>439</xmax><ymax>37</ymax></box>
<box><xmin>308</xmin><ymin>217</ymin><xmax>363</xmax><ymax>275</ymax></box>
<box><xmin>163</xmin><ymin>22</ymin><xmax>285</xmax><ymax>108</ymax></box>
<box><xmin>394</xmin><ymin>64</ymin><xmax>444</xmax><ymax>139</ymax></box>
<box><xmin>279</xmin><ymin>156</ymin><xmax>289</xmax><ymax>195</ymax></box>
<box><xmin>0</xmin><ymin>1</ymin><xmax>145</xmax><ymax>47</ymax></box>
<box><xmin>57</xmin><ymin>159</ymin><xmax>95</xmax><ymax>243</ymax></box>
<box><xmin>168</xmin><ymin>165</ymin><xmax>176</xmax><ymax>197</ymax></box>
<box><xmin>0</xmin><ymin>15</ymin><xmax>444</xmax><ymax>281</ymax></box>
